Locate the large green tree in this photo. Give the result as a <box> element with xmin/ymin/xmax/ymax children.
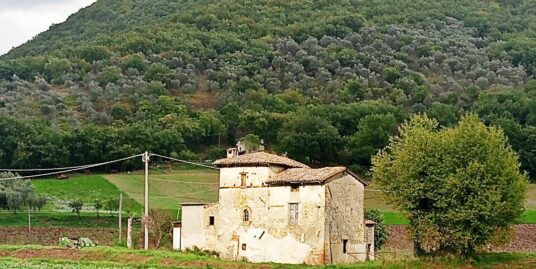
<box><xmin>372</xmin><ymin>114</ymin><xmax>528</xmax><ymax>256</ymax></box>
<box><xmin>277</xmin><ymin>111</ymin><xmax>342</xmax><ymax>163</ymax></box>
<box><xmin>348</xmin><ymin>113</ymin><xmax>398</xmax><ymax>166</ymax></box>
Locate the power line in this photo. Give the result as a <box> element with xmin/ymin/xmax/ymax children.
<box><xmin>0</xmin><ymin>164</ymin><xmax>97</xmax><ymax>172</ymax></box>
<box><xmin>149</xmin><ymin>177</ymin><xmax>218</xmax><ymax>185</ymax></box>
<box><xmin>128</xmin><ymin>187</ymin><xmax>218</xmax><ymax>198</ymax></box>
<box><xmin>149</xmin><ymin>153</ymin><xmax>219</xmax><ymax>170</ymax></box>
<box><xmin>0</xmin><ymin>154</ymin><xmax>144</xmax><ymax>172</ymax></box>
<box><xmin>0</xmin><ymin>154</ymin><xmax>144</xmax><ymax>181</ymax></box>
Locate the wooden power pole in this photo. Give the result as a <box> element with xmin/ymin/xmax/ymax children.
<box><xmin>28</xmin><ymin>205</ymin><xmax>31</xmax><ymax>233</ymax></box>
<box><xmin>127</xmin><ymin>216</ymin><xmax>133</xmax><ymax>249</ymax></box>
<box><xmin>143</xmin><ymin>151</ymin><xmax>150</xmax><ymax>250</ymax></box>
<box><xmin>118</xmin><ymin>192</ymin><xmax>123</xmax><ymax>244</ymax></box>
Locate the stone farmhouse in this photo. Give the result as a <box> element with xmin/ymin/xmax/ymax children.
<box><xmin>180</xmin><ymin>148</ymin><xmax>375</xmax><ymax>265</ymax></box>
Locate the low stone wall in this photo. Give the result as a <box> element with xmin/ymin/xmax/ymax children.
<box><xmin>384</xmin><ymin>224</ymin><xmax>536</xmax><ymax>253</ymax></box>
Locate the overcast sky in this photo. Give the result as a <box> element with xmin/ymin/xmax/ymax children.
<box><xmin>0</xmin><ymin>0</ymin><xmax>96</xmax><ymax>56</ymax></box>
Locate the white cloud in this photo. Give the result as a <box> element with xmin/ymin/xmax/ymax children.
<box><xmin>0</xmin><ymin>0</ymin><xmax>96</xmax><ymax>56</ymax></box>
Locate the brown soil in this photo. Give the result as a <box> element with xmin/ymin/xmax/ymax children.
<box><xmin>13</xmin><ymin>249</ymin><xmax>84</xmax><ymax>260</ymax></box>
<box><xmin>384</xmin><ymin>224</ymin><xmax>536</xmax><ymax>253</ymax></box>
<box><xmin>491</xmin><ymin>224</ymin><xmax>536</xmax><ymax>252</ymax></box>
<box><xmin>188</xmin><ymin>73</ymin><xmax>220</xmax><ymax>110</ymax></box>
<box><xmin>0</xmin><ymin>227</ymin><xmax>118</xmax><ymax>246</ymax></box>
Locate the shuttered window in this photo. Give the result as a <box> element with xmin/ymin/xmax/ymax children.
<box><xmin>288</xmin><ymin>203</ymin><xmax>299</xmax><ymax>225</ymax></box>
<box><xmin>243</xmin><ymin>209</ymin><xmax>250</xmax><ymax>222</ymax></box>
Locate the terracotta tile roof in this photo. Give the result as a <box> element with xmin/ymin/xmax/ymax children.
<box><xmin>213</xmin><ymin>152</ymin><xmax>310</xmax><ymax>168</ymax></box>
<box><xmin>266</xmin><ymin>167</ymin><xmax>347</xmax><ymax>184</ymax></box>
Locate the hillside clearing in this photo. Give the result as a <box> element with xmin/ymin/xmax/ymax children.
<box><xmin>32</xmin><ymin>175</ymin><xmax>141</xmax><ymax>213</ymax></box>
<box><xmin>104</xmin><ymin>170</ymin><xmax>219</xmax><ymax>210</ymax></box>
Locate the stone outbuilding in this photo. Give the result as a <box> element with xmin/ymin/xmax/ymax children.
<box><xmin>180</xmin><ymin>151</ymin><xmax>375</xmax><ymax>264</ymax></box>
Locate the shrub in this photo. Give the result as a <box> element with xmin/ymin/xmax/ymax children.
<box><xmin>364</xmin><ymin>209</ymin><xmax>389</xmax><ymax>251</ymax></box>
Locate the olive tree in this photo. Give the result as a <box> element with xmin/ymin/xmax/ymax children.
<box><xmin>372</xmin><ymin>114</ymin><xmax>527</xmax><ymax>256</ymax></box>
<box><xmin>68</xmin><ymin>200</ymin><xmax>84</xmax><ymax>219</ymax></box>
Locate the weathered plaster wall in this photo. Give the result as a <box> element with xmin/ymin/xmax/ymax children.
<box><xmin>180</xmin><ymin>205</ymin><xmax>206</xmax><ymax>251</ymax></box>
<box><xmin>181</xmin><ymin>167</ymin><xmax>370</xmax><ymax>265</ymax></box>
<box><xmin>180</xmin><ymin>204</ymin><xmax>219</xmax><ymax>251</ymax></box>
<box><xmin>216</xmin><ymin>182</ymin><xmax>326</xmax><ymax>264</ymax></box>
<box><xmin>219</xmin><ymin>166</ymin><xmax>285</xmax><ymax>187</ymax></box>
<box><xmin>324</xmin><ymin>174</ymin><xmax>367</xmax><ymax>263</ymax></box>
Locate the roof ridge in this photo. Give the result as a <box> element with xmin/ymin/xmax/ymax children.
<box><xmin>267</xmin><ymin>166</ymin><xmax>368</xmax><ymax>186</ymax></box>
<box><xmin>213</xmin><ymin>151</ymin><xmax>309</xmax><ymax>168</ymax></box>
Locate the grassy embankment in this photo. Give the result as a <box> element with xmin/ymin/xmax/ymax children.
<box><xmin>0</xmin><ymin>245</ymin><xmax>534</xmax><ymax>269</ymax></box>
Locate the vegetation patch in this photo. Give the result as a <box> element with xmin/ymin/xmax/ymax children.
<box><xmin>0</xmin><ymin>246</ymin><xmax>534</xmax><ymax>268</ymax></box>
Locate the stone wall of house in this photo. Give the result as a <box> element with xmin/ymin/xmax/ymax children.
<box><xmin>181</xmin><ymin>204</ymin><xmax>206</xmax><ymax>251</ymax></box>
<box><xmin>215</xmin><ymin>170</ymin><xmax>327</xmax><ymax>264</ymax></box>
<box><xmin>181</xmin><ymin>166</ymin><xmax>370</xmax><ymax>265</ymax></box>
<box><xmin>219</xmin><ymin>166</ymin><xmax>285</xmax><ymax>188</ymax></box>
<box><xmin>181</xmin><ymin>203</ymin><xmax>220</xmax><ymax>252</ymax></box>
<box><xmin>324</xmin><ymin>174</ymin><xmax>368</xmax><ymax>263</ymax></box>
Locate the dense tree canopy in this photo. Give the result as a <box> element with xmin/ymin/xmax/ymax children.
<box><xmin>0</xmin><ymin>0</ymin><xmax>535</xmax><ymax>180</ymax></box>
<box><xmin>372</xmin><ymin>114</ymin><xmax>528</xmax><ymax>255</ymax></box>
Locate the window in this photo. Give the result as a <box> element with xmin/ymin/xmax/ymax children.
<box><xmin>242</xmin><ymin>244</ymin><xmax>247</xmax><ymax>250</ymax></box>
<box><xmin>209</xmin><ymin>216</ymin><xmax>215</xmax><ymax>226</ymax></box>
<box><xmin>343</xmin><ymin>239</ymin><xmax>348</xmax><ymax>254</ymax></box>
<box><xmin>290</xmin><ymin>183</ymin><xmax>300</xmax><ymax>192</ymax></box>
<box><xmin>242</xmin><ymin>208</ymin><xmax>250</xmax><ymax>223</ymax></box>
<box><xmin>288</xmin><ymin>203</ymin><xmax>299</xmax><ymax>225</ymax></box>
<box><xmin>240</xmin><ymin>173</ymin><xmax>247</xmax><ymax>187</ymax></box>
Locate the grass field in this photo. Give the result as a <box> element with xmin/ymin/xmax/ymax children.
<box><xmin>527</xmin><ymin>183</ymin><xmax>536</xmax><ymax>210</ymax></box>
<box><xmin>0</xmin><ymin>210</ymin><xmax>122</xmax><ymax>228</ymax></box>
<box><xmin>0</xmin><ymin>245</ymin><xmax>534</xmax><ymax>268</ymax></box>
<box><xmin>104</xmin><ymin>169</ymin><xmax>219</xmax><ymax>210</ymax></box>
<box><xmin>32</xmin><ymin>175</ymin><xmax>141</xmax><ymax>213</ymax></box>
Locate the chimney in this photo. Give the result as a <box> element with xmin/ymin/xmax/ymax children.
<box><xmin>259</xmin><ymin>139</ymin><xmax>266</xmax><ymax>152</ymax></box>
<box><xmin>227</xmin><ymin>148</ymin><xmax>238</xmax><ymax>158</ymax></box>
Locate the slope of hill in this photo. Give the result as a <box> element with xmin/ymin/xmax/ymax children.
<box><xmin>104</xmin><ymin>169</ymin><xmax>218</xmax><ymax>209</ymax></box>
<box><xmin>1</xmin><ymin>0</ymin><xmax>536</xmax><ymax>181</ymax></box>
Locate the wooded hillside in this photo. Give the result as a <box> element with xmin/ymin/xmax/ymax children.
<box><xmin>1</xmin><ymin>0</ymin><xmax>535</xmax><ymax>180</ymax></box>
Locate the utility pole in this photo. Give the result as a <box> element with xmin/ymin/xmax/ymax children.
<box><xmin>142</xmin><ymin>151</ymin><xmax>150</xmax><ymax>250</ymax></box>
<box><xmin>118</xmin><ymin>192</ymin><xmax>123</xmax><ymax>244</ymax></box>
<box><xmin>127</xmin><ymin>214</ymin><xmax>133</xmax><ymax>249</ymax></box>
<box><xmin>28</xmin><ymin>205</ymin><xmax>31</xmax><ymax>234</ymax></box>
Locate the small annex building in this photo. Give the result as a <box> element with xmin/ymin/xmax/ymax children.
<box><xmin>180</xmin><ymin>149</ymin><xmax>375</xmax><ymax>264</ymax></box>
